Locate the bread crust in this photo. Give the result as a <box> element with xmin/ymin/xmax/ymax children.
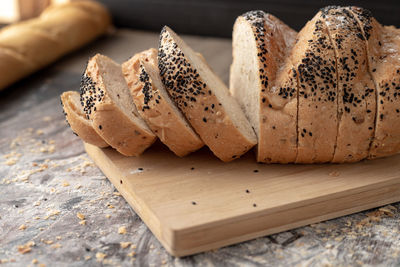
<box><xmin>158</xmin><ymin>26</ymin><xmax>256</xmax><ymax>162</ymax></box>
<box><xmin>350</xmin><ymin>7</ymin><xmax>400</xmax><ymax>159</ymax></box>
<box><xmin>61</xmin><ymin>91</ymin><xmax>108</xmax><ymax>148</ymax></box>
<box><xmin>321</xmin><ymin>7</ymin><xmax>376</xmax><ymax>163</ymax></box>
<box><xmin>232</xmin><ymin>11</ymin><xmax>298</xmax><ymax>163</ymax></box>
<box><xmin>81</xmin><ymin>54</ymin><xmax>156</xmax><ymax>157</ymax></box>
<box><xmin>0</xmin><ymin>1</ymin><xmax>110</xmax><ymax>90</ymax></box>
<box><xmin>122</xmin><ymin>49</ymin><xmax>204</xmax><ymax>157</ymax></box>
<box><xmin>293</xmin><ymin>12</ymin><xmax>338</xmax><ymax>163</ymax></box>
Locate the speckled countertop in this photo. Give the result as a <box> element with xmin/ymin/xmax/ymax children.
<box><xmin>0</xmin><ymin>30</ymin><xmax>399</xmax><ymax>267</ymax></box>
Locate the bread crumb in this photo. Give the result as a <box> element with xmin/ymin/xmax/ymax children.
<box><xmin>113</xmin><ymin>192</ymin><xmax>121</xmax><ymax>196</ymax></box>
<box><xmin>62</xmin><ymin>181</ymin><xmax>70</xmax><ymax>187</ymax></box>
<box><xmin>32</xmin><ymin>258</ymin><xmax>38</xmax><ymax>264</ymax></box>
<box><xmin>44</xmin><ymin>209</ymin><xmax>60</xmax><ymax>219</ymax></box>
<box><xmin>131</xmin><ymin>244</ymin><xmax>137</xmax><ymax>249</ymax></box>
<box><xmin>127</xmin><ymin>251</ymin><xmax>136</xmax><ymax>257</ymax></box>
<box><xmin>18</xmin><ymin>224</ymin><xmax>27</xmax><ymax>230</ymax></box>
<box><xmin>38</xmin><ymin>264</ymin><xmax>46</xmax><ymax>267</ymax></box>
<box><xmin>118</xmin><ymin>226</ymin><xmax>127</xmax><ymax>234</ymax></box>
<box><xmin>379</xmin><ymin>207</ymin><xmax>395</xmax><ymax>217</ymax></box>
<box><xmin>56</xmin><ymin>236</ymin><xmax>62</xmax><ymax>240</ymax></box>
<box><xmin>18</xmin><ymin>241</ymin><xmax>35</xmax><ymax>254</ymax></box>
<box><xmin>85</xmin><ymin>255</ymin><xmax>91</xmax><ymax>261</ymax></box>
<box><xmin>329</xmin><ymin>171</ymin><xmax>340</xmax><ymax>177</ymax></box>
<box><xmin>41</xmin><ymin>239</ymin><xmax>53</xmax><ymax>245</ymax></box>
<box><xmin>0</xmin><ymin>259</ymin><xmax>9</xmax><ymax>264</ymax></box>
<box><xmin>77</xmin><ymin>212</ymin><xmax>85</xmax><ymax>220</ymax></box>
<box><xmin>96</xmin><ymin>252</ymin><xmax>106</xmax><ymax>261</ymax></box>
<box><xmin>34</xmin><ymin>216</ymin><xmax>40</xmax><ymax>220</ymax></box>
<box><xmin>75</xmin><ymin>184</ymin><xmax>82</xmax><ymax>189</ymax></box>
<box><xmin>107</xmin><ymin>204</ymin><xmax>115</xmax><ymax>209</ymax></box>
<box><xmin>51</xmin><ymin>243</ymin><xmax>62</xmax><ymax>249</ymax></box>
<box><xmin>105</xmin><ymin>214</ymin><xmax>111</xmax><ymax>219</ymax></box>
<box><xmin>4</xmin><ymin>159</ymin><xmax>17</xmax><ymax>166</ymax></box>
<box><xmin>120</xmin><ymin>242</ymin><xmax>132</xmax><ymax>249</ymax></box>
<box><xmin>36</xmin><ymin>129</ymin><xmax>44</xmax><ymax>135</ymax></box>
<box><xmin>79</xmin><ymin>220</ymin><xmax>87</xmax><ymax>225</ymax></box>
<box><xmin>34</xmin><ymin>201</ymin><xmax>41</xmax><ymax>206</ymax></box>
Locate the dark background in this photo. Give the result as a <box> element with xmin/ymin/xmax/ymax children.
<box><xmin>98</xmin><ymin>0</ymin><xmax>400</xmax><ymax>38</ymax></box>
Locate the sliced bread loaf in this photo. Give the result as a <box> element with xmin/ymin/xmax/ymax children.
<box><xmin>61</xmin><ymin>90</ymin><xmax>108</xmax><ymax>148</ymax></box>
<box><xmin>321</xmin><ymin>7</ymin><xmax>376</xmax><ymax>163</ymax></box>
<box><xmin>80</xmin><ymin>54</ymin><xmax>156</xmax><ymax>156</ymax></box>
<box><xmin>158</xmin><ymin>26</ymin><xmax>257</xmax><ymax>162</ymax></box>
<box><xmin>349</xmin><ymin>7</ymin><xmax>400</xmax><ymax>159</ymax></box>
<box><xmin>230</xmin><ymin>11</ymin><xmax>298</xmax><ymax>163</ymax></box>
<box><xmin>293</xmin><ymin>11</ymin><xmax>338</xmax><ymax>163</ymax></box>
<box><xmin>122</xmin><ymin>48</ymin><xmax>204</xmax><ymax>157</ymax></box>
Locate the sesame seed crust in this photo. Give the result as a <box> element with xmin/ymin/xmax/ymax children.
<box><xmin>80</xmin><ymin>54</ymin><xmax>156</xmax><ymax>156</ymax></box>
<box><xmin>294</xmin><ymin>11</ymin><xmax>338</xmax><ymax>163</ymax></box>
<box><xmin>321</xmin><ymin>6</ymin><xmax>376</xmax><ymax>162</ymax></box>
<box><xmin>234</xmin><ymin>11</ymin><xmax>298</xmax><ymax>163</ymax></box>
<box><xmin>350</xmin><ymin>7</ymin><xmax>400</xmax><ymax>159</ymax></box>
<box><xmin>158</xmin><ymin>26</ymin><xmax>256</xmax><ymax>162</ymax></box>
<box><xmin>122</xmin><ymin>49</ymin><xmax>204</xmax><ymax>157</ymax></box>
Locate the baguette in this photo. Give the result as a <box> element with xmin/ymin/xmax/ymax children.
<box><xmin>0</xmin><ymin>1</ymin><xmax>110</xmax><ymax>90</ymax></box>
<box><xmin>60</xmin><ymin>91</ymin><xmax>108</xmax><ymax>148</ymax></box>
<box><xmin>158</xmin><ymin>26</ymin><xmax>257</xmax><ymax>162</ymax></box>
<box><xmin>80</xmin><ymin>54</ymin><xmax>156</xmax><ymax>156</ymax></box>
<box><xmin>122</xmin><ymin>48</ymin><xmax>204</xmax><ymax>157</ymax></box>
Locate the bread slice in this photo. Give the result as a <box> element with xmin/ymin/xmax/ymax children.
<box><xmin>321</xmin><ymin>7</ymin><xmax>376</xmax><ymax>163</ymax></box>
<box><xmin>349</xmin><ymin>7</ymin><xmax>400</xmax><ymax>159</ymax></box>
<box><xmin>122</xmin><ymin>48</ymin><xmax>204</xmax><ymax>157</ymax></box>
<box><xmin>158</xmin><ymin>26</ymin><xmax>257</xmax><ymax>162</ymax></box>
<box><xmin>80</xmin><ymin>54</ymin><xmax>156</xmax><ymax>156</ymax></box>
<box><xmin>61</xmin><ymin>91</ymin><xmax>108</xmax><ymax>148</ymax></box>
<box><xmin>230</xmin><ymin>11</ymin><xmax>298</xmax><ymax>163</ymax></box>
<box><xmin>292</xmin><ymin>11</ymin><xmax>338</xmax><ymax>163</ymax></box>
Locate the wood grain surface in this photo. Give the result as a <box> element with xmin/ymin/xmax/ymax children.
<box><xmin>0</xmin><ymin>29</ymin><xmax>400</xmax><ymax>266</ymax></box>
<box><xmin>85</xmin><ymin>142</ymin><xmax>400</xmax><ymax>256</ymax></box>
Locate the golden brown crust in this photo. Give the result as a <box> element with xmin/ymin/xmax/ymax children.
<box><xmin>350</xmin><ymin>6</ymin><xmax>400</xmax><ymax>159</ymax></box>
<box><xmin>60</xmin><ymin>91</ymin><xmax>108</xmax><ymax>148</ymax></box>
<box><xmin>159</xmin><ymin>27</ymin><xmax>256</xmax><ymax>162</ymax></box>
<box><xmin>321</xmin><ymin>7</ymin><xmax>375</xmax><ymax>163</ymax></box>
<box><xmin>293</xmin><ymin>11</ymin><xmax>338</xmax><ymax>163</ymax></box>
<box><xmin>122</xmin><ymin>49</ymin><xmax>204</xmax><ymax>157</ymax></box>
<box><xmin>0</xmin><ymin>1</ymin><xmax>110</xmax><ymax>90</ymax></box>
<box><xmin>81</xmin><ymin>54</ymin><xmax>156</xmax><ymax>157</ymax></box>
<box><xmin>234</xmin><ymin>11</ymin><xmax>298</xmax><ymax>163</ymax></box>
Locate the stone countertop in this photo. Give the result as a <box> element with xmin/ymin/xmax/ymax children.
<box><xmin>0</xmin><ymin>29</ymin><xmax>399</xmax><ymax>267</ymax></box>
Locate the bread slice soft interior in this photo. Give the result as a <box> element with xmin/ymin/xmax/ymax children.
<box><xmin>122</xmin><ymin>48</ymin><xmax>204</xmax><ymax>157</ymax></box>
<box><xmin>230</xmin><ymin>11</ymin><xmax>298</xmax><ymax>163</ymax></box>
<box><xmin>61</xmin><ymin>90</ymin><xmax>108</xmax><ymax>148</ymax></box>
<box><xmin>80</xmin><ymin>54</ymin><xmax>156</xmax><ymax>156</ymax></box>
<box><xmin>158</xmin><ymin>26</ymin><xmax>257</xmax><ymax>162</ymax></box>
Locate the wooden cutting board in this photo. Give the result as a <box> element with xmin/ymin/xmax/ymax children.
<box><xmin>85</xmin><ymin>142</ymin><xmax>400</xmax><ymax>257</ymax></box>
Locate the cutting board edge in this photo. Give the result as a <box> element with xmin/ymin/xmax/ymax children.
<box><xmin>167</xmin><ymin>187</ymin><xmax>400</xmax><ymax>256</ymax></box>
